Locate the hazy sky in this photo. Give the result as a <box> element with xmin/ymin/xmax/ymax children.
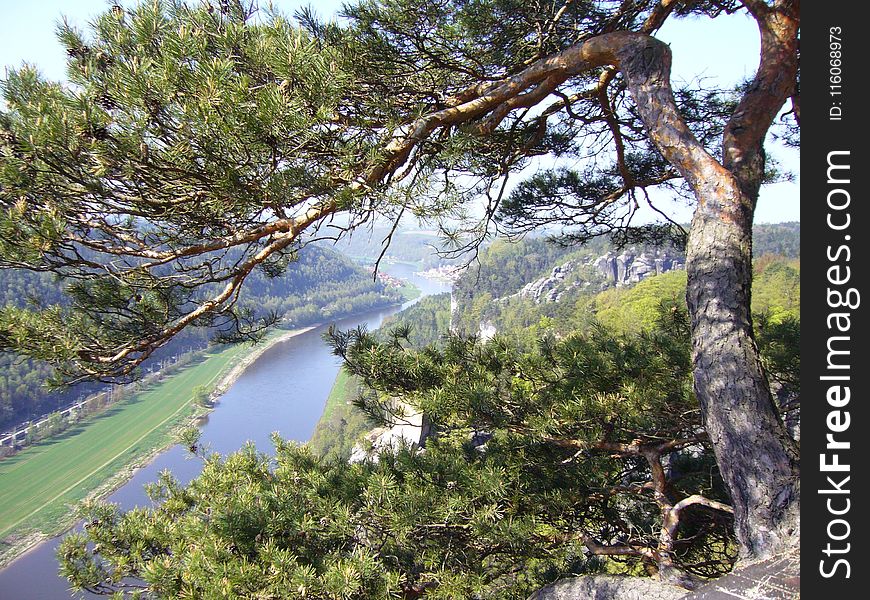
<box><xmin>0</xmin><ymin>0</ymin><xmax>798</xmax><ymax>223</ymax></box>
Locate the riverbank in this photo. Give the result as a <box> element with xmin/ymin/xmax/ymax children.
<box><xmin>0</xmin><ymin>327</ymin><xmax>314</xmax><ymax>570</ymax></box>
<box><xmin>307</xmin><ymin>273</ymin><xmax>441</xmax><ymax>461</ymax></box>
<box><xmin>210</xmin><ymin>326</ymin><xmax>317</xmax><ymax>398</ymax></box>
<box><xmin>307</xmin><ymin>369</ymin><xmax>372</xmax><ymax>460</ymax></box>
<box><xmin>0</xmin><ymin>263</ymin><xmax>449</xmax><ymax>598</ymax></box>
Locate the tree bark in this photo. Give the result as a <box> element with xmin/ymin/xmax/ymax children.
<box><xmin>684</xmin><ymin>1</ymin><xmax>801</xmax><ymax>561</ymax></box>
<box><xmin>601</xmin><ymin>6</ymin><xmax>801</xmax><ymax>560</ymax></box>
<box><xmin>685</xmin><ymin>191</ymin><xmax>799</xmax><ymax>561</ymax></box>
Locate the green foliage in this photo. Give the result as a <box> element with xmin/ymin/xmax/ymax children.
<box><xmin>59</xmin><ymin>437</ymin><xmax>579</xmax><ymax>599</ymax></box>
<box><xmin>64</xmin><ymin>313</ymin><xmax>738</xmax><ymax>598</ymax></box>
<box><xmin>380</xmin><ymin>293</ymin><xmax>452</xmax><ymax>348</ymax></box>
<box><xmin>0</xmin><ymin>0</ymin><xmax>797</xmax><ymax>384</ymax></box>
<box><xmin>177</xmin><ymin>426</ymin><xmax>204</xmax><ymax>454</ymax></box>
<box><xmin>0</xmin><ymin>267</ymin><xmax>108</xmax><ymax>429</ymax></box>
<box><xmin>0</xmin><ymin>354</ymin><xmax>74</xmax><ymax>430</ymax></box>
<box><xmin>755</xmin><ymin>314</ymin><xmax>800</xmax><ymax>404</ymax></box>
<box><xmin>593</xmin><ymin>271</ymin><xmax>688</xmax><ymax>335</ymax></box>
<box><xmin>43</xmin><ymin>411</ymin><xmax>68</xmax><ymax>437</ymax></box>
<box><xmin>750</xmin><ymin>255</ymin><xmax>800</xmax><ymax>322</ymax></box>
<box><xmin>191</xmin><ymin>384</ymin><xmax>211</xmax><ymax>408</ymax></box>
<box><xmin>449</xmin><ymin>231</ymin><xmax>800</xmax><ymax>346</ymax></box>
<box><xmin>332</xmin><ymin>314</ymin><xmax>697</xmax><ymax>446</ymax></box>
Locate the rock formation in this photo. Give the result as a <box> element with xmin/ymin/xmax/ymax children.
<box><xmin>518</xmin><ymin>261</ymin><xmax>580</xmax><ymax>303</ymax></box>
<box><xmin>348</xmin><ymin>401</ymin><xmax>430</xmax><ymax>463</ymax></box>
<box><xmin>527</xmin><ymin>575</ymin><xmax>686</xmax><ymax>600</ymax></box>
<box><xmin>593</xmin><ymin>247</ymin><xmax>684</xmax><ymax>286</ymax></box>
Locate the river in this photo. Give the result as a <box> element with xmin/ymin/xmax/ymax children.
<box><xmin>0</xmin><ymin>263</ymin><xmax>450</xmax><ymax>599</ymax></box>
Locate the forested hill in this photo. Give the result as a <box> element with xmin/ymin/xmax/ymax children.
<box><xmin>236</xmin><ymin>245</ymin><xmax>405</xmax><ymax>326</ymax></box>
<box><xmin>316</xmin><ymin>223</ymin><xmax>457</xmax><ymax>268</ymax></box>
<box><xmin>0</xmin><ymin>245</ymin><xmax>402</xmax><ymax>431</ymax></box>
<box><xmin>753</xmin><ymin>222</ymin><xmax>800</xmax><ymax>258</ymax></box>
<box><xmin>452</xmin><ymin>223</ymin><xmax>799</xmax><ymax>335</ymax></box>
<box><xmin>311</xmin><ymin>224</ymin><xmax>800</xmax><ymax>462</ymax></box>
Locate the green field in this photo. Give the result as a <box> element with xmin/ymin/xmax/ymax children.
<box><xmin>0</xmin><ymin>342</ymin><xmax>250</xmax><ymax>554</ymax></box>
<box><xmin>398</xmin><ymin>280</ymin><xmax>422</xmax><ymax>302</ymax></box>
<box><xmin>307</xmin><ymin>368</ymin><xmax>374</xmax><ymax>461</ymax></box>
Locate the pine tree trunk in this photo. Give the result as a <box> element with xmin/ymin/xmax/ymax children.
<box><xmin>685</xmin><ymin>196</ymin><xmax>800</xmax><ymax>561</ymax></box>
<box><xmin>605</xmin><ymin>14</ymin><xmax>800</xmax><ymax>560</ymax></box>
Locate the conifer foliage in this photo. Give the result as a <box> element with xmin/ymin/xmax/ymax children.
<box><xmin>2</xmin><ymin>0</ymin><xmax>801</xmax><ymax>591</ymax></box>
<box><xmin>60</xmin><ymin>308</ymin><xmax>736</xmax><ymax>598</ymax></box>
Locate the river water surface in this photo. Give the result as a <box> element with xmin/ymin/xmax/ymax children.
<box><xmin>0</xmin><ymin>263</ymin><xmax>449</xmax><ymax>599</ymax></box>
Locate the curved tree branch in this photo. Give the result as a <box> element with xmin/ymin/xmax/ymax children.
<box><xmin>723</xmin><ymin>0</ymin><xmax>800</xmax><ymax>196</ymax></box>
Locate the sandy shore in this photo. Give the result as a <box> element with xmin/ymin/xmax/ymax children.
<box><xmin>0</xmin><ymin>325</ymin><xmax>318</xmax><ymax>571</ymax></box>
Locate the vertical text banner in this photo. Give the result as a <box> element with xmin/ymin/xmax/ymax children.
<box><xmin>803</xmin><ymin>2</ymin><xmax>866</xmax><ymax>597</ymax></box>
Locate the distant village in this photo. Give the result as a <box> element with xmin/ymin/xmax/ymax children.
<box><xmin>413</xmin><ymin>265</ymin><xmax>466</xmax><ymax>282</ymax></box>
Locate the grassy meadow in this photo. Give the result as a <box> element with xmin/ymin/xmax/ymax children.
<box><xmin>0</xmin><ymin>342</ymin><xmax>249</xmax><ymax>560</ymax></box>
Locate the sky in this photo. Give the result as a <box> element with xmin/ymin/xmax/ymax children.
<box><xmin>0</xmin><ymin>0</ymin><xmax>799</xmax><ymax>224</ymax></box>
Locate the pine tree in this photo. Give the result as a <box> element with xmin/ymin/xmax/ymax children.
<box><xmin>2</xmin><ymin>0</ymin><xmax>799</xmax><ymax>582</ymax></box>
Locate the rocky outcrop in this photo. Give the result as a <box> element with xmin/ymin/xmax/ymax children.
<box><xmin>516</xmin><ymin>247</ymin><xmax>684</xmax><ymax>306</ymax></box>
<box><xmin>528</xmin><ymin>546</ymin><xmax>800</xmax><ymax>600</ymax></box>
<box><xmin>681</xmin><ymin>547</ymin><xmax>800</xmax><ymax>600</ymax></box>
<box><xmin>593</xmin><ymin>248</ymin><xmax>684</xmax><ymax>286</ymax></box>
<box><xmin>518</xmin><ymin>261</ymin><xmax>580</xmax><ymax>303</ymax></box>
<box><xmin>479</xmin><ymin>321</ymin><xmax>497</xmax><ymax>341</ymax></box>
<box><xmin>348</xmin><ymin>402</ymin><xmax>430</xmax><ymax>463</ymax></box>
<box><xmin>527</xmin><ymin>576</ymin><xmax>687</xmax><ymax>600</ymax></box>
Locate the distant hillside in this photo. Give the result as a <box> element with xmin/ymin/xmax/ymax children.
<box><xmin>753</xmin><ymin>222</ymin><xmax>800</xmax><ymax>258</ymax></box>
<box><xmin>380</xmin><ymin>293</ymin><xmax>453</xmax><ymax>348</ymax></box>
<box><xmin>0</xmin><ymin>270</ymin><xmax>105</xmax><ymax>429</ymax></box>
<box><xmin>319</xmin><ymin>223</ymin><xmax>456</xmax><ymax>268</ymax></box>
<box><xmin>236</xmin><ymin>245</ymin><xmax>405</xmax><ymax>327</ymax></box>
<box><xmin>0</xmin><ymin>245</ymin><xmax>402</xmax><ymax>431</ymax></box>
<box><xmin>451</xmin><ymin>223</ymin><xmax>799</xmax><ymax>336</ymax></box>
<box><xmin>451</xmin><ymin>237</ymin><xmax>681</xmax><ymax>336</ymax></box>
